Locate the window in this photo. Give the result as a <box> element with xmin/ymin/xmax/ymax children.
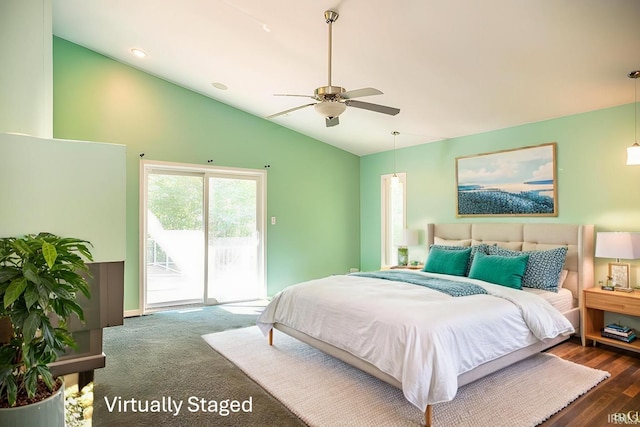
<box><xmin>381</xmin><ymin>172</ymin><xmax>406</xmax><ymax>267</ymax></box>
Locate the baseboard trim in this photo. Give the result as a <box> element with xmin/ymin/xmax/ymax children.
<box><xmin>124</xmin><ymin>309</ymin><xmax>142</xmax><ymax>318</ymax></box>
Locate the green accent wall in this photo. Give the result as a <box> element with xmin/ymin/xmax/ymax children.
<box><xmin>52</xmin><ymin>37</ymin><xmax>360</xmax><ymax>311</ymax></box>
<box><xmin>361</xmin><ymin>104</ymin><xmax>640</xmax><ymax>284</ymax></box>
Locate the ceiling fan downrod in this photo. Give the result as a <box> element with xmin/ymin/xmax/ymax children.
<box><xmin>325</xmin><ymin>10</ymin><xmax>339</xmax><ymax>88</ymax></box>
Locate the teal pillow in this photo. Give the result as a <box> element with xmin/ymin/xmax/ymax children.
<box><xmin>485</xmin><ymin>246</ymin><xmax>568</xmax><ymax>292</ymax></box>
<box><xmin>427</xmin><ymin>243</ymin><xmax>492</xmax><ymax>275</ymax></box>
<box><xmin>423</xmin><ymin>247</ymin><xmax>472</xmax><ymax>276</ymax></box>
<box><xmin>468</xmin><ymin>252</ymin><xmax>529</xmax><ymax>289</ymax></box>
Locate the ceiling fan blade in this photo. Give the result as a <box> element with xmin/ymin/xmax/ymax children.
<box><xmin>345</xmin><ymin>100</ymin><xmax>400</xmax><ymax>116</ymax></box>
<box><xmin>266</xmin><ymin>103</ymin><xmax>316</xmax><ymax>119</ymax></box>
<box><xmin>341</xmin><ymin>87</ymin><xmax>383</xmax><ymax>99</ymax></box>
<box><xmin>325</xmin><ymin>116</ymin><xmax>340</xmax><ymax>127</ymax></box>
<box><xmin>274</xmin><ymin>94</ymin><xmax>316</xmax><ymax>99</ymax></box>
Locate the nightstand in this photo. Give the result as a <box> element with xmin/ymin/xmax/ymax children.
<box><xmin>582</xmin><ymin>287</ymin><xmax>640</xmax><ymax>353</ymax></box>
<box><xmin>390</xmin><ymin>265</ymin><xmax>424</xmax><ymax>270</ymax></box>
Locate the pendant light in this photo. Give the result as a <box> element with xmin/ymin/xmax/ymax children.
<box><xmin>626</xmin><ymin>70</ymin><xmax>640</xmax><ymax>165</ymax></box>
<box><xmin>391</xmin><ymin>131</ymin><xmax>400</xmax><ymax>186</ymax></box>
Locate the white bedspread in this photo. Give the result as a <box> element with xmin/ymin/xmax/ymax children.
<box><xmin>256</xmin><ymin>271</ymin><xmax>574</xmax><ymax>411</ymax></box>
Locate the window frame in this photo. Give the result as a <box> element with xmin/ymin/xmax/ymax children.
<box><xmin>380</xmin><ymin>172</ymin><xmax>407</xmax><ymax>268</ymax></box>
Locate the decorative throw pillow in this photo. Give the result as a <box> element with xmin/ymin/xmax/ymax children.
<box><xmin>557</xmin><ymin>269</ymin><xmax>569</xmax><ymax>288</ymax></box>
<box><xmin>468</xmin><ymin>251</ymin><xmax>529</xmax><ymax>289</ymax></box>
<box><xmin>485</xmin><ymin>246</ymin><xmax>568</xmax><ymax>292</ymax></box>
<box><xmin>423</xmin><ymin>247</ymin><xmax>472</xmax><ymax>276</ymax></box>
<box><xmin>426</xmin><ymin>243</ymin><xmax>492</xmax><ymax>275</ymax></box>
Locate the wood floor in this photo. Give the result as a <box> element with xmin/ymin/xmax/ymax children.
<box><xmin>541</xmin><ymin>337</ymin><xmax>640</xmax><ymax>426</ymax></box>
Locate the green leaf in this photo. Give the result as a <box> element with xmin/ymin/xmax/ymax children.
<box><xmin>41</xmin><ymin>240</ymin><xmax>57</xmax><ymax>268</ymax></box>
<box><xmin>11</xmin><ymin>239</ymin><xmax>33</xmax><ymax>257</ymax></box>
<box><xmin>23</xmin><ymin>285</ymin><xmax>40</xmax><ymax>309</ymax></box>
<box><xmin>24</xmin><ymin>368</ymin><xmax>38</xmax><ymax>398</ymax></box>
<box><xmin>22</xmin><ymin>262</ymin><xmax>40</xmax><ymax>285</ymax></box>
<box><xmin>0</xmin><ymin>268</ymin><xmax>20</xmax><ymax>284</ymax></box>
<box><xmin>3</xmin><ymin>277</ymin><xmax>27</xmax><ymax>308</ymax></box>
<box><xmin>3</xmin><ymin>374</ymin><xmax>17</xmax><ymax>406</ymax></box>
<box><xmin>40</xmin><ymin>318</ymin><xmax>56</xmax><ymax>347</ymax></box>
<box><xmin>36</xmin><ymin>365</ymin><xmax>55</xmax><ymax>390</ymax></box>
<box><xmin>22</xmin><ymin>311</ymin><xmax>42</xmax><ymax>342</ymax></box>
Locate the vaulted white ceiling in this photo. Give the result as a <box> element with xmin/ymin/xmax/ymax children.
<box><xmin>53</xmin><ymin>0</ymin><xmax>640</xmax><ymax>156</ymax></box>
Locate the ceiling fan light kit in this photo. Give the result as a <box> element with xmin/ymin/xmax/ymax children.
<box><xmin>314</xmin><ymin>101</ymin><xmax>347</xmax><ymax>118</ymax></box>
<box><xmin>267</xmin><ymin>10</ymin><xmax>400</xmax><ymax>127</ymax></box>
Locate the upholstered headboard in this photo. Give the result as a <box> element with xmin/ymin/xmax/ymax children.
<box><xmin>426</xmin><ymin>223</ymin><xmax>595</xmax><ymax>303</ymax></box>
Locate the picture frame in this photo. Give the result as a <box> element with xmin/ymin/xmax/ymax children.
<box><xmin>456</xmin><ymin>142</ymin><xmax>557</xmax><ymax>217</ymax></box>
<box><xmin>609</xmin><ymin>262</ymin><xmax>630</xmax><ymax>288</ymax></box>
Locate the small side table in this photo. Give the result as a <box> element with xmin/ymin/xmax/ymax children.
<box><xmin>582</xmin><ymin>287</ymin><xmax>640</xmax><ymax>353</ymax></box>
<box><xmin>389</xmin><ymin>265</ymin><xmax>424</xmax><ymax>270</ymax></box>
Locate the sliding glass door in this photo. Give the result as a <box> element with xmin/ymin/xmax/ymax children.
<box><xmin>206</xmin><ymin>174</ymin><xmax>263</xmax><ymax>304</ymax></box>
<box><xmin>146</xmin><ymin>172</ymin><xmax>205</xmax><ymax>307</ymax></box>
<box><xmin>142</xmin><ymin>162</ymin><xmax>265</xmax><ymax>311</ymax></box>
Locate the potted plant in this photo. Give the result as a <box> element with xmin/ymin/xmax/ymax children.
<box><xmin>0</xmin><ymin>233</ymin><xmax>92</xmax><ymax>426</ymax></box>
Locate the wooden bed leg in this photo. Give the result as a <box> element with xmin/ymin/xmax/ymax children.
<box><xmin>425</xmin><ymin>404</ymin><xmax>432</xmax><ymax>427</ymax></box>
<box><xmin>268</xmin><ymin>328</ymin><xmax>273</xmax><ymax>346</ymax></box>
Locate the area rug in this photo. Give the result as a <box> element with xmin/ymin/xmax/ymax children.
<box><xmin>202</xmin><ymin>327</ymin><xmax>609</xmax><ymax>427</ymax></box>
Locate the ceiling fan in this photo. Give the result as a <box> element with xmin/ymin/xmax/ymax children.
<box><xmin>266</xmin><ymin>10</ymin><xmax>400</xmax><ymax>127</ymax></box>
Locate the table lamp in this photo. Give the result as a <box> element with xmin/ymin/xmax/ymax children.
<box><xmin>397</xmin><ymin>229</ymin><xmax>419</xmax><ymax>266</ymax></box>
<box><xmin>595</xmin><ymin>232</ymin><xmax>640</xmax><ymax>288</ymax></box>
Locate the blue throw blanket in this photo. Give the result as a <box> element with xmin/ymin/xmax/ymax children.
<box><xmin>350</xmin><ymin>270</ymin><xmax>488</xmax><ymax>297</ymax></box>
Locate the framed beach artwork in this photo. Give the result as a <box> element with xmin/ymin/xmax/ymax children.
<box><xmin>456</xmin><ymin>142</ymin><xmax>557</xmax><ymax>217</ymax></box>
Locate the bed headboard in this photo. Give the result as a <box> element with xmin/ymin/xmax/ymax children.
<box><xmin>426</xmin><ymin>223</ymin><xmax>595</xmax><ymax>302</ymax></box>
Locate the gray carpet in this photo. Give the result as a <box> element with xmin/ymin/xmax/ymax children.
<box><xmin>93</xmin><ymin>304</ymin><xmax>306</xmax><ymax>427</ymax></box>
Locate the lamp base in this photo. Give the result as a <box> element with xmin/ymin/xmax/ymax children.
<box><xmin>397</xmin><ymin>246</ymin><xmax>408</xmax><ymax>266</ymax></box>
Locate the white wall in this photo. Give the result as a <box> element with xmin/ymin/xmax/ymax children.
<box><xmin>0</xmin><ymin>0</ymin><xmax>53</xmax><ymax>137</ymax></box>
<box><xmin>0</xmin><ymin>133</ymin><xmax>126</xmax><ymax>262</ymax></box>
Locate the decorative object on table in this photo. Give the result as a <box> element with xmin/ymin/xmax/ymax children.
<box><xmin>626</xmin><ymin>70</ymin><xmax>640</xmax><ymax>165</ymax></box>
<box><xmin>397</xmin><ymin>229</ymin><xmax>419</xmax><ymax>266</ymax></box>
<box><xmin>595</xmin><ymin>231</ymin><xmax>640</xmax><ymax>288</ymax></box>
<box><xmin>601</xmin><ymin>323</ymin><xmax>637</xmax><ymax>343</ymax></box>
<box><xmin>455</xmin><ymin>143</ymin><xmax>557</xmax><ymax>217</ymax></box>
<box><xmin>0</xmin><ymin>233</ymin><xmax>92</xmax><ymax>427</ymax></box>
<box><xmin>601</xmin><ymin>278</ymin><xmax>615</xmax><ymax>291</ymax></box>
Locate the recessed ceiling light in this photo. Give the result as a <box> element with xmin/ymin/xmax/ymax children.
<box><xmin>130</xmin><ymin>48</ymin><xmax>148</xmax><ymax>58</ymax></box>
<box><xmin>211</xmin><ymin>82</ymin><xmax>228</xmax><ymax>90</ymax></box>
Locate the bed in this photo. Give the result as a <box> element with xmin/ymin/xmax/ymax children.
<box><xmin>257</xmin><ymin>223</ymin><xmax>595</xmax><ymax>426</ymax></box>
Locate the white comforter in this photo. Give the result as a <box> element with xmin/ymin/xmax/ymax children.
<box><xmin>256</xmin><ymin>271</ymin><xmax>574</xmax><ymax>411</ymax></box>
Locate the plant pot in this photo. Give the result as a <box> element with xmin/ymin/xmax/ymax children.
<box><xmin>0</xmin><ymin>382</ymin><xmax>65</xmax><ymax>427</ymax></box>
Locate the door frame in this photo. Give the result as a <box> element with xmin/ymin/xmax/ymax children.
<box><xmin>139</xmin><ymin>159</ymin><xmax>267</xmax><ymax>314</ymax></box>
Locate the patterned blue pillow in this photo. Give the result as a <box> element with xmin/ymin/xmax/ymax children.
<box><xmin>485</xmin><ymin>246</ymin><xmax>568</xmax><ymax>292</ymax></box>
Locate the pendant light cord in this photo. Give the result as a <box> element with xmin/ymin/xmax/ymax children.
<box><xmin>631</xmin><ymin>71</ymin><xmax>640</xmax><ymax>144</ymax></box>
<box><xmin>392</xmin><ymin>131</ymin><xmax>399</xmax><ymax>177</ymax></box>
<box><xmin>635</xmin><ymin>75</ymin><xmax>638</xmax><ymax>143</ymax></box>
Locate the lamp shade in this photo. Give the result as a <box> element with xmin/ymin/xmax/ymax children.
<box><xmin>627</xmin><ymin>143</ymin><xmax>640</xmax><ymax>165</ymax></box>
<box><xmin>595</xmin><ymin>232</ymin><xmax>640</xmax><ymax>260</ymax></box>
<box><xmin>314</xmin><ymin>101</ymin><xmax>346</xmax><ymax>118</ymax></box>
<box><xmin>400</xmin><ymin>229</ymin><xmax>419</xmax><ymax>247</ymax></box>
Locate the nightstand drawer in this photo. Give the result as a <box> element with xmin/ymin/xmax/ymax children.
<box><xmin>585</xmin><ymin>291</ymin><xmax>640</xmax><ymax>315</ymax></box>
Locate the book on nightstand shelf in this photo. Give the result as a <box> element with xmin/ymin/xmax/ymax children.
<box><xmin>601</xmin><ymin>323</ymin><xmax>637</xmax><ymax>343</ymax></box>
